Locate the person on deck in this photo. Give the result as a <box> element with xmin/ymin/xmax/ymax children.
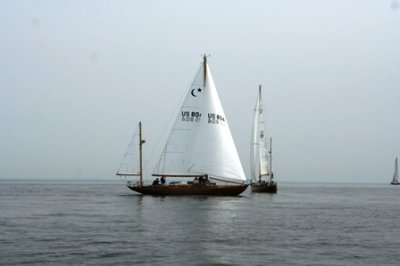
<box><xmin>160</xmin><ymin>176</ymin><xmax>166</xmax><ymax>185</ymax></box>
<box><xmin>152</xmin><ymin>178</ymin><xmax>159</xmax><ymax>185</ymax></box>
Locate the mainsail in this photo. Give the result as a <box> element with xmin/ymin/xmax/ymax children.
<box><xmin>250</xmin><ymin>85</ymin><xmax>269</xmax><ymax>181</ymax></box>
<box><xmin>116</xmin><ymin>123</ymin><xmax>142</xmax><ymax>177</ymax></box>
<box><xmin>153</xmin><ymin>56</ymin><xmax>246</xmax><ymax>184</ymax></box>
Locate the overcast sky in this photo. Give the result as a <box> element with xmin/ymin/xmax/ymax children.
<box><xmin>1</xmin><ymin>0</ymin><xmax>399</xmax><ymax>183</ymax></box>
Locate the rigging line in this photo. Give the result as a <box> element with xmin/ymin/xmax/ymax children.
<box><xmin>144</xmin><ymin>88</ymin><xmax>186</xmax><ymax>169</ymax></box>
<box><xmin>144</xmin><ymin>63</ymin><xmax>200</xmax><ymax>174</ymax></box>
<box><xmin>118</xmin><ymin>175</ymin><xmax>127</xmax><ymax>186</ymax></box>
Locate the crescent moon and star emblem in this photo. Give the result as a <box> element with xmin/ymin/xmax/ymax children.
<box><xmin>191</xmin><ymin>88</ymin><xmax>202</xmax><ymax>97</ymax></box>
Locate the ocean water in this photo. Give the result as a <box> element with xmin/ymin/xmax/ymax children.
<box><xmin>0</xmin><ymin>180</ymin><xmax>399</xmax><ymax>266</ymax></box>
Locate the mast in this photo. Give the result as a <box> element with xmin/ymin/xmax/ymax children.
<box><xmin>269</xmin><ymin>137</ymin><xmax>273</xmax><ymax>183</ymax></box>
<box><xmin>395</xmin><ymin>157</ymin><xmax>398</xmax><ymax>183</ymax></box>
<box><xmin>139</xmin><ymin>121</ymin><xmax>144</xmax><ymax>186</ymax></box>
<box><xmin>203</xmin><ymin>54</ymin><xmax>207</xmax><ymax>87</ymax></box>
<box><xmin>258</xmin><ymin>85</ymin><xmax>262</xmax><ymax>183</ymax></box>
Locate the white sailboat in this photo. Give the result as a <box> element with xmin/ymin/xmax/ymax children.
<box><xmin>391</xmin><ymin>157</ymin><xmax>399</xmax><ymax>185</ymax></box>
<box><xmin>250</xmin><ymin>85</ymin><xmax>277</xmax><ymax>193</ymax></box>
<box><xmin>117</xmin><ymin>56</ymin><xmax>248</xmax><ymax>196</ymax></box>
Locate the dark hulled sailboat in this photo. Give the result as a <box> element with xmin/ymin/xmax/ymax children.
<box><xmin>116</xmin><ymin>56</ymin><xmax>248</xmax><ymax>196</ymax></box>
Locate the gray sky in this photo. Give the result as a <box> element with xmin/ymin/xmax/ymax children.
<box><xmin>1</xmin><ymin>0</ymin><xmax>399</xmax><ymax>183</ymax></box>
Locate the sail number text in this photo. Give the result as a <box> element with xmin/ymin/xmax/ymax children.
<box><xmin>208</xmin><ymin>113</ymin><xmax>225</xmax><ymax>125</ymax></box>
<box><xmin>181</xmin><ymin>111</ymin><xmax>225</xmax><ymax>125</ymax></box>
<box><xmin>182</xmin><ymin>111</ymin><xmax>201</xmax><ymax>122</ymax></box>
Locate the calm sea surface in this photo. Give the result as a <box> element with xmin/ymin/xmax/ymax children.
<box><xmin>0</xmin><ymin>179</ymin><xmax>399</xmax><ymax>265</ymax></box>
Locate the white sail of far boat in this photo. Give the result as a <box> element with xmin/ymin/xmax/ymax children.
<box><xmin>153</xmin><ymin>56</ymin><xmax>246</xmax><ymax>184</ymax></box>
<box><xmin>391</xmin><ymin>157</ymin><xmax>399</xmax><ymax>185</ymax></box>
<box><xmin>250</xmin><ymin>85</ymin><xmax>270</xmax><ymax>182</ymax></box>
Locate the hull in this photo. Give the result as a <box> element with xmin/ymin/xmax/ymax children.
<box><xmin>128</xmin><ymin>183</ymin><xmax>248</xmax><ymax>196</ymax></box>
<box><xmin>390</xmin><ymin>181</ymin><xmax>400</xmax><ymax>185</ymax></box>
<box><xmin>251</xmin><ymin>182</ymin><xmax>277</xmax><ymax>194</ymax></box>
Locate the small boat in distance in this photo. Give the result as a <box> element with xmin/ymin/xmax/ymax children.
<box><xmin>391</xmin><ymin>157</ymin><xmax>399</xmax><ymax>185</ymax></box>
<box><xmin>250</xmin><ymin>85</ymin><xmax>277</xmax><ymax>193</ymax></box>
<box><xmin>116</xmin><ymin>56</ymin><xmax>248</xmax><ymax>196</ymax></box>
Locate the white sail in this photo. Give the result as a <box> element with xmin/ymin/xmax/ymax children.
<box><xmin>117</xmin><ymin>124</ymin><xmax>141</xmax><ymax>176</ymax></box>
<box><xmin>153</xmin><ymin>57</ymin><xmax>246</xmax><ymax>183</ymax></box>
<box><xmin>250</xmin><ymin>86</ymin><xmax>269</xmax><ymax>181</ymax></box>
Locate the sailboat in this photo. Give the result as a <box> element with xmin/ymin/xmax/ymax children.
<box><xmin>391</xmin><ymin>157</ymin><xmax>399</xmax><ymax>185</ymax></box>
<box><xmin>250</xmin><ymin>85</ymin><xmax>277</xmax><ymax>193</ymax></box>
<box><xmin>117</xmin><ymin>56</ymin><xmax>248</xmax><ymax>196</ymax></box>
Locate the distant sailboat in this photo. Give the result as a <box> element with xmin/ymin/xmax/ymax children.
<box><xmin>117</xmin><ymin>56</ymin><xmax>248</xmax><ymax>196</ymax></box>
<box><xmin>250</xmin><ymin>85</ymin><xmax>277</xmax><ymax>193</ymax></box>
<box><xmin>391</xmin><ymin>157</ymin><xmax>399</xmax><ymax>185</ymax></box>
